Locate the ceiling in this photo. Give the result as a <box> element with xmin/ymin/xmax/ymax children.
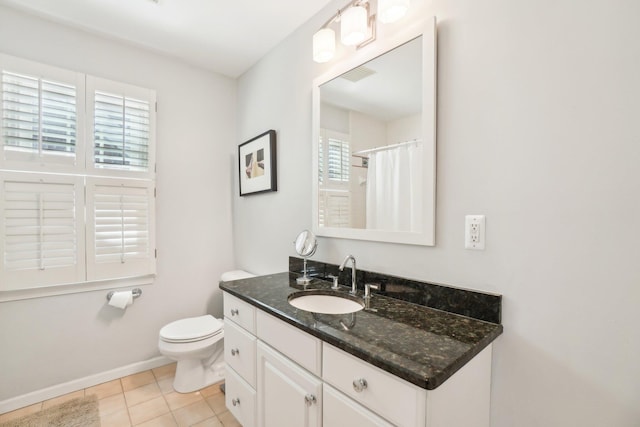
<box><xmin>320</xmin><ymin>36</ymin><xmax>422</xmax><ymax>122</ymax></box>
<box><xmin>0</xmin><ymin>0</ymin><xmax>334</xmax><ymax>78</ymax></box>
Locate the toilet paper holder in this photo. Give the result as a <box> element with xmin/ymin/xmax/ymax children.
<box><xmin>106</xmin><ymin>288</ymin><xmax>142</xmax><ymax>302</ymax></box>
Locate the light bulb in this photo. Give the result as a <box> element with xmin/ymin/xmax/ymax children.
<box><xmin>378</xmin><ymin>0</ymin><xmax>410</xmax><ymax>23</ymax></box>
<box><xmin>313</xmin><ymin>28</ymin><xmax>336</xmax><ymax>63</ymax></box>
<box><xmin>340</xmin><ymin>5</ymin><xmax>368</xmax><ymax>46</ymax></box>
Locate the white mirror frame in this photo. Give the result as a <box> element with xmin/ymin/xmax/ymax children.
<box><xmin>311</xmin><ymin>17</ymin><xmax>437</xmax><ymax>246</ymax></box>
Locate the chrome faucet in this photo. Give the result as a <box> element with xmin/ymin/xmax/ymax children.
<box><xmin>339</xmin><ymin>254</ymin><xmax>357</xmax><ymax>295</ymax></box>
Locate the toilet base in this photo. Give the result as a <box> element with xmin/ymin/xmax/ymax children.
<box><xmin>173</xmin><ymin>359</ymin><xmax>225</xmax><ymax>393</ymax></box>
<box><xmin>158</xmin><ymin>316</ymin><xmax>225</xmax><ymax>393</ymax></box>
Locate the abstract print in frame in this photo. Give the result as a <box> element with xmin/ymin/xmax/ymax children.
<box><xmin>239</xmin><ymin>130</ymin><xmax>277</xmax><ymax>196</ymax></box>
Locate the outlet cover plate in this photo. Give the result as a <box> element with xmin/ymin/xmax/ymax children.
<box><xmin>465</xmin><ymin>215</ymin><xmax>485</xmax><ymax>250</ymax></box>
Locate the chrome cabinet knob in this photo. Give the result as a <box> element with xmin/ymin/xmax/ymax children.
<box><xmin>304</xmin><ymin>394</ymin><xmax>317</xmax><ymax>406</ymax></box>
<box><xmin>353</xmin><ymin>378</ymin><xmax>368</xmax><ymax>392</ymax></box>
<box><xmin>232</xmin><ymin>398</ymin><xmax>240</xmax><ymax>406</ymax></box>
<box><xmin>231</xmin><ymin>348</ymin><xmax>240</xmax><ymax>356</ymax></box>
<box><xmin>230</xmin><ymin>308</ymin><xmax>239</xmax><ymax>316</ymax></box>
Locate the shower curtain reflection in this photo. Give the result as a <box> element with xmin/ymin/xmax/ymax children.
<box><xmin>366</xmin><ymin>141</ymin><xmax>423</xmax><ymax>231</ymax></box>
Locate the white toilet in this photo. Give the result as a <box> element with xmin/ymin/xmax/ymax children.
<box><xmin>158</xmin><ymin>270</ymin><xmax>255</xmax><ymax>393</ymax></box>
<box><xmin>158</xmin><ymin>315</ymin><xmax>224</xmax><ymax>393</ymax></box>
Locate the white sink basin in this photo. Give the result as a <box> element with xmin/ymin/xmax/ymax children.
<box><xmin>288</xmin><ymin>291</ymin><xmax>364</xmax><ymax>314</ymax></box>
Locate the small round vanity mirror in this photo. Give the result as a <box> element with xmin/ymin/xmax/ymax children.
<box><xmin>294</xmin><ymin>230</ymin><xmax>317</xmax><ymax>285</ymax></box>
<box><xmin>294</xmin><ymin>230</ymin><xmax>318</xmax><ymax>258</ymax></box>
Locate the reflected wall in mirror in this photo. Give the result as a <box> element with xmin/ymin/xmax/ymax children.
<box><xmin>312</xmin><ymin>17</ymin><xmax>436</xmax><ymax>246</ymax></box>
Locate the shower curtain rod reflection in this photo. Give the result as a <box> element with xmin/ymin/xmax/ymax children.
<box><xmin>353</xmin><ymin>138</ymin><xmax>422</xmax><ymax>157</ymax></box>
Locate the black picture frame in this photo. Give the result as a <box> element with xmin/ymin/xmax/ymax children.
<box><xmin>238</xmin><ymin>130</ymin><xmax>277</xmax><ymax>196</ymax></box>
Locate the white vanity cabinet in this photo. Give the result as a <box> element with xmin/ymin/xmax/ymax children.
<box><xmin>223</xmin><ymin>293</ymin><xmax>257</xmax><ymax>427</ymax></box>
<box><xmin>321</xmin><ymin>342</ymin><xmax>493</xmax><ymax>427</ymax></box>
<box><xmin>223</xmin><ymin>291</ymin><xmax>493</xmax><ymax>427</ymax></box>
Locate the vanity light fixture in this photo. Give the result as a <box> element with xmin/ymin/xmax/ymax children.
<box><xmin>313</xmin><ymin>0</ymin><xmax>376</xmax><ymax>63</ymax></box>
<box><xmin>378</xmin><ymin>0</ymin><xmax>411</xmax><ymax>23</ymax></box>
<box><xmin>340</xmin><ymin>4</ymin><xmax>369</xmax><ymax>45</ymax></box>
<box><xmin>313</xmin><ymin>28</ymin><xmax>336</xmax><ymax>63</ymax></box>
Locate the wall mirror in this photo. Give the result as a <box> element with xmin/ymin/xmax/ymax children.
<box><xmin>312</xmin><ymin>17</ymin><xmax>436</xmax><ymax>246</ymax></box>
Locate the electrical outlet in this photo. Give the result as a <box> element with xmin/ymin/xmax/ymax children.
<box><xmin>465</xmin><ymin>215</ymin><xmax>485</xmax><ymax>250</ymax></box>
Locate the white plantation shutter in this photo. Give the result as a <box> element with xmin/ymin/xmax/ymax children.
<box><xmin>0</xmin><ymin>172</ymin><xmax>85</xmax><ymax>290</ymax></box>
<box><xmin>0</xmin><ymin>55</ymin><xmax>156</xmax><ymax>298</ymax></box>
<box><xmin>93</xmin><ymin>92</ymin><xmax>150</xmax><ymax>170</ymax></box>
<box><xmin>86</xmin><ymin>178</ymin><xmax>155</xmax><ymax>281</ymax></box>
<box><xmin>327</xmin><ymin>136</ymin><xmax>350</xmax><ymax>183</ymax></box>
<box><xmin>318</xmin><ymin>190</ymin><xmax>350</xmax><ymax>228</ymax></box>
<box><xmin>318</xmin><ymin>129</ymin><xmax>351</xmax><ymax>228</ymax></box>
<box><xmin>0</xmin><ymin>54</ymin><xmax>84</xmax><ymax>170</ymax></box>
<box><xmin>87</xmin><ymin>76</ymin><xmax>155</xmax><ymax>177</ymax></box>
<box><xmin>318</xmin><ymin>129</ymin><xmax>350</xmax><ymax>189</ymax></box>
<box><xmin>318</xmin><ymin>134</ymin><xmax>324</xmax><ymax>185</ymax></box>
<box><xmin>318</xmin><ymin>191</ymin><xmax>325</xmax><ymax>226</ymax></box>
<box><xmin>85</xmin><ymin>78</ymin><xmax>156</xmax><ymax>281</ymax></box>
<box><xmin>326</xmin><ymin>192</ymin><xmax>350</xmax><ymax>227</ymax></box>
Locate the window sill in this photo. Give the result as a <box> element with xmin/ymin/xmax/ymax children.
<box><xmin>0</xmin><ymin>274</ymin><xmax>155</xmax><ymax>302</ymax></box>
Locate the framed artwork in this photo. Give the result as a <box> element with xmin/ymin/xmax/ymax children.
<box><xmin>238</xmin><ymin>130</ymin><xmax>277</xmax><ymax>196</ymax></box>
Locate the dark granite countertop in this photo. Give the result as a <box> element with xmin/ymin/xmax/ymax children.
<box><xmin>219</xmin><ymin>272</ymin><xmax>503</xmax><ymax>390</ymax></box>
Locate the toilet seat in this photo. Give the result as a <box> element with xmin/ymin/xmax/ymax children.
<box><xmin>160</xmin><ymin>315</ymin><xmax>223</xmax><ymax>343</ymax></box>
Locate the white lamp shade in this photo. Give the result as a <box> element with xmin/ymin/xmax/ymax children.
<box><xmin>313</xmin><ymin>28</ymin><xmax>336</xmax><ymax>63</ymax></box>
<box><xmin>378</xmin><ymin>0</ymin><xmax>410</xmax><ymax>23</ymax></box>
<box><xmin>340</xmin><ymin>5</ymin><xmax>368</xmax><ymax>46</ymax></box>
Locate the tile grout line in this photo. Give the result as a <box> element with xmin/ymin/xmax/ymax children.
<box><xmin>120</xmin><ymin>378</ymin><xmax>134</xmax><ymax>427</ymax></box>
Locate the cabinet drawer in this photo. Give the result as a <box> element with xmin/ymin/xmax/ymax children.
<box><xmin>256</xmin><ymin>310</ymin><xmax>322</xmax><ymax>376</ymax></box>
<box><xmin>324</xmin><ymin>384</ymin><xmax>394</xmax><ymax>427</ymax></box>
<box><xmin>224</xmin><ymin>318</ymin><xmax>257</xmax><ymax>387</ymax></box>
<box><xmin>224</xmin><ymin>292</ymin><xmax>256</xmax><ymax>334</ymax></box>
<box><xmin>323</xmin><ymin>343</ymin><xmax>426</xmax><ymax>427</ymax></box>
<box><xmin>225</xmin><ymin>366</ymin><xmax>256</xmax><ymax>427</ymax></box>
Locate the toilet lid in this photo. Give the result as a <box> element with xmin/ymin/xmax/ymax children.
<box><xmin>160</xmin><ymin>315</ymin><xmax>223</xmax><ymax>343</ymax></box>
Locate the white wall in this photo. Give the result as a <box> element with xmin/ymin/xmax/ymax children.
<box><xmin>387</xmin><ymin>113</ymin><xmax>421</xmax><ymax>145</ymax></box>
<box><xmin>234</xmin><ymin>0</ymin><xmax>640</xmax><ymax>426</ymax></box>
<box><xmin>0</xmin><ymin>6</ymin><xmax>237</xmax><ymax>401</ymax></box>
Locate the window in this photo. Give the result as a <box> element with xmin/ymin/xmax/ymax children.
<box><xmin>318</xmin><ymin>190</ymin><xmax>350</xmax><ymax>228</ymax></box>
<box><xmin>327</xmin><ymin>137</ymin><xmax>350</xmax><ymax>183</ymax></box>
<box><xmin>0</xmin><ymin>53</ymin><xmax>156</xmax><ymax>297</ymax></box>
<box><xmin>2</xmin><ymin>72</ymin><xmax>77</xmax><ymax>158</ymax></box>
<box><xmin>318</xmin><ymin>128</ymin><xmax>350</xmax><ymax>187</ymax></box>
<box><xmin>318</xmin><ymin>129</ymin><xmax>351</xmax><ymax>227</ymax></box>
<box><xmin>87</xmin><ymin>76</ymin><xmax>155</xmax><ymax>177</ymax></box>
<box><xmin>0</xmin><ymin>172</ymin><xmax>85</xmax><ymax>290</ymax></box>
<box><xmin>1</xmin><ymin>56</ymin><xmax>85</xmax><ymax>171</ymax></box>
<box><xmin>86</xmin><ymin>178</ymin><xmax>155</xmax><ymax>282</ymax></box>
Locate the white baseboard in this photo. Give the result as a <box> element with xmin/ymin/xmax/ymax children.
<box><xmin>0</xmin><ymin>355</ymin><xmax>172</xmax><ymax>414</ymax></box>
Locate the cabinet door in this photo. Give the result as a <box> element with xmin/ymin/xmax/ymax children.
<box><xmin>257</xmin><ymin>341</ymin><xmax>322</xmax><ymax>427</ymax></box>
<box><xmin>324</xmin><ymin>384</ymin><xmax>394</xmax><ymax>427</ymax></box>
<box><xmin>225</xmin><ymin>366</ymin><xmax>256</xmax><ymax>427</ymax></box>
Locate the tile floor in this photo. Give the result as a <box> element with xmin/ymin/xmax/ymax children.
<box><xmin>0</xmin><ymin>363</ymin><xmax>241</xmax><ymax>426</ymax></box>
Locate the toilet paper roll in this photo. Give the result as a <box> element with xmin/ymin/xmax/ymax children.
<box><xmin>108</xmin><ymin>291</ymin><xmax>133</xmax><ymax>309</ymax></box>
